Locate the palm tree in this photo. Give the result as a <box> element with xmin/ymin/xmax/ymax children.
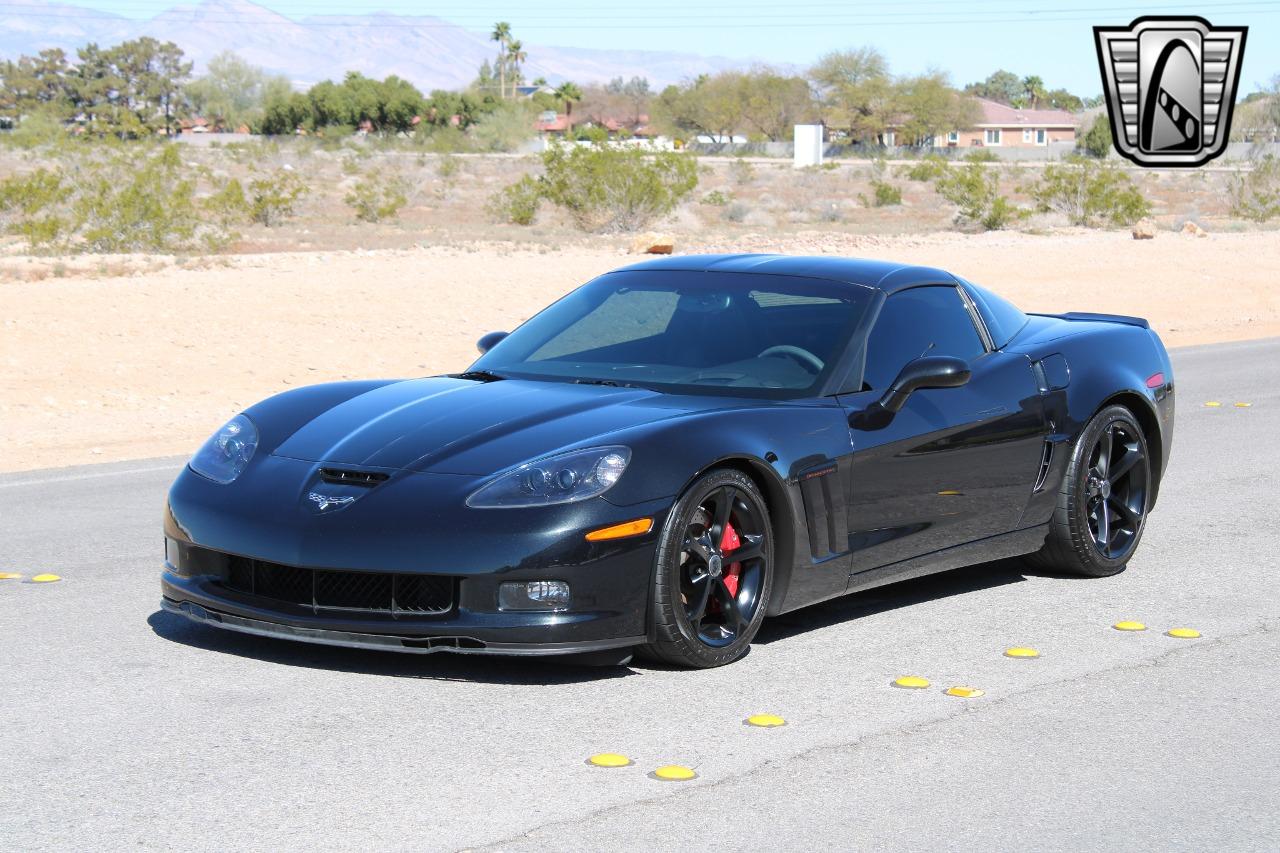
<box><xmin>1022</xmin><ymin>75</ymin><xmax>1046</xmax><ymax>110</ymax></box>
<box><xmin>490</xmin><ymin>21</ymin><xmax>511</xmax><ymax>98</ymax></box>
<box><xmin>507</xmin><ymin>39</ymin><xmax>527</xmax><ymax>98</ymax></box>
<box><xmin>554</xmin><ymin>81</ymin><xmax>582</xmax><ymax>120</ymax></box>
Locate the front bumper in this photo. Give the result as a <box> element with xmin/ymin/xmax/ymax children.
<box><xmin>161</xmin><ymin>596</ymin><xmax>645</xmax><ymax>656</ymax></box>
<box><xmin>162</xmin><ymin>458</ymin><xmax>671</xmax><ymax>656</ymax></box>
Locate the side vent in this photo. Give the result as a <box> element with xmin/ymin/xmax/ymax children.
<box><xmin>319</xmin><ymin>468</ymin><xmax>390</xmax><ymax>487</ymax></box>
<box><xmin>1032</xmin><ymin>440</ymin><xmax>1054</xmax><ymax>492</ymax></box>
<box><xmin>797</xmin><ymin>462</ymin><xmax>848</xmax><ymax>559</ymax></box>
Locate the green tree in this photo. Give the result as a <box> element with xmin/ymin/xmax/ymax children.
<box><xmin>184</xmin><ymin>51</ymin><xmax>288</xmax><ymax>130</ymax></box>
<box><xmin>739</xmin><ymin>67</ymin><xmax>815</xmax><ymax>142</ymax></box>
<box><xmin>606</xmin><ymin>76</ymin><xmax>653</xmax><ymax>125</ymax></box>
<box><xmin>896</xmin><ymin>72</ymin><xmax>980</xmax><ymax>146</ymax></box>
<box><xmin>809</xmin><ymin>48</ymin><xmax>895</xmax><ymax>143</ymax></box>
<box><xmin>1022</xmin><ymin>75</ymin><xmax>1046</xmax><ymax>110</ymax></box>
<box><xmin>553</xmin><ymin>81</ymin><xmax>582</xmax><ymax>118</ymax></box>
<box><xmin>1082</xmin><ymin>114</ymin><xmax>1114</xmax><ymax>158</ymax></box>
<box><xmin>0</xmin><ymin>48</ymin><xmax>74</xmax><ymax>125</ymax></box>
<box><xmin>964</xmin><ymin>70</ymin><xmax>1025</xmax><ymax>105</ymax></box>
<box><xmin>490</xmin><ymin>21</ymin><xmax>512</xmax><ymax>98</ymax></box>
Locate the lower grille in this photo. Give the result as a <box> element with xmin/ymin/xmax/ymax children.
<box><xmin>221</xmin><ymin>557</ymin><xmax>453</xmax><ymax>616</ymax></box>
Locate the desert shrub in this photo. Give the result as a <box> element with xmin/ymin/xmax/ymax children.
<box><xmin>437</xmin><ymin>153</ymin><xmax>461</xmax><ymax>180</ymax></box>
<box><xmin>722</xmin><ymin>201</ymin><xmax>749</xmax><ymax>223</ymax></box>
<box><xmin>701</xmin><ymin>189</ymin><xmax>731</xmax><ymax>206</ymax></box>
<box><xmin>469</xmin><ymin>103</ymin><xmax>536</xmax><ymax>153</ymax></box>
<box><xmin>900</xmin><ymin>154</ymin><xmax>948</xmax><ymax>182</ymax></box>
<box><xmin>1</xmin><ymin>111</ymin><xmax>69</xmax><ymax>151</ymax></box>
<box><xmin>0</xmin><ymin>168</ymin><xmax>72</xmax><ymax>248</ymax></box>
<box><xmin>934</xmin><ymin>161</ymin><xmax>1024</xmax><ymax>230</ymax></box>
<box><xmin>871</xmin><ymin>180</ymin><xmax>902</xmax><ymax>207</ymax></box>
<box><xmin>345</xmin><ymin>172</ymin><xmax>409</xmax><ymax>222</ymax></box>
<box><xmin>729</xmin><ymin>158</ymin><xmax>755</xmax><ymax>185</ymax></box>
<box><xmin>204</xmin><ymin>177</ymin><xmax>249</xmax><ymax>228</ymax></box>
<box><xmin>486</xmin><ymin>174</ymin><xmax>542</xmax><ymax>225</ymax></box>
<box><xmin>71</xmin><ymin>145</ymin><xmax>207</xmax><ymax>252</ymax></box>
<box><xmin>1228</xmin><ymin>155</ymin><xmax>1280</xmax><ymax>222</ymax></box>
<box><xmin>538</xmin><ymin>139</ymin><xmax>699</xmax><ymax>232</ymax></box>
<box><xmin>247</xmin><ymin>169</ymin><xmax>309</xmax><ymax>226</ymax></box>
<box><xmin>1081</xmin><ymin>115</ymin><xmax>1114</xmax><ymax>158</ymax></box>
<box><xmin>964</xmin><ymin>149</ymin><xmax>999</xmax><ymax>163</ymax></box>
<box><xmin>1029</xmin><ymin>157</ymin><xmax>1151</xmax><ymax>226</ymax></box>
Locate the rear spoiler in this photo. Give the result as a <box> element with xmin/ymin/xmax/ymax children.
<box><xmin>1028</xmin><ymin>311</ymin><xmax>1150</xmax><ymax>329</ymax></box>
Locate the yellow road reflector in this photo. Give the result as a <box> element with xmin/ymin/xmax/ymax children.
<box><xmin>1113</xmin><ymin>621</ymin><xmax>1147</xmax><ymax>631</ymax></box>
<box><xmin>652</xmin><ymin>765</ymin><xmax>697</xmax><ymax>781</ymax></box>
<box><xmin>0</xmin><ymin>572</ymin><xmax>22</xmax><ymax>580</ymax></box>
<box><xmin>587</xmin><ymin>753</ymin><xmax>632</xmax><ymax>768</ymax></box>
<box><xmin>1203</xmin><ymin>401</ymin><xmax>1222</xmax><ymax>407</ymax></box>
<box><xmin>1166</xmin><ymin>627</ymin><xmax>1201</xmax><ymax>639</ymax></box>
<box><xmin>937</xmin><ymin>490</ymin><xmax>963</xmax><ymax>496</ymax></box>
<box><xmin>1234</xmin><ymin>402</ymin><xmax>1252</xmax><ymax>408</ymax></box>
<box><xmin>745</xmin><ymin>714</ymin><xmax>786</xmax><ymax>728</ymax></box>
<box><xmin>893</xmin><ymin>675</ymin><xmax>930</xmax><ymax>689</ymax></box>
<box><xmin>944</xmin><ymin>686</ymin><xmax>985</xmax><ymax>699</ymax></box>
<box><xmin>1005</xmin><ymin>647</ymin><xmax>1040</xmax><ymax>658</ymax></box>
<box><xmin>30</xmin><ymin>574</ymin><xmax>62</xmax><ymax>583</ymax></box>
<box><xmin>585</xmin><ymin>517</ymin><xmax>653</xmax><ymax>542</ymax></box>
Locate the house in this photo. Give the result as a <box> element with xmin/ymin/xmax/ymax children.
<box><xmin>939</xmin><ymin>98</ymin><xmax>1077</xmax><ymax>148</ymax></box>
<box><xmin>534</xmin><ymin>111</ymin><xmax>658</xmax><ymax>139</ymax></box>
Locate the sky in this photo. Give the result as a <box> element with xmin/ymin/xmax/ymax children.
<box><xmin>24</xmin><ymin>0</ymin><xmax>1280</xmax><ymax>95</ymax></box>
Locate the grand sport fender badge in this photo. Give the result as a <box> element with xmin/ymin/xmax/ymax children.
<box><xmin>308</xmin><ymin>492</ymin><xmax>356</xmax><ymax>511</ymax></box>
<box><xmin>1094</xmin><ymin>16</ymin><xmax>1247</xmax><ymax>167</ymax></box>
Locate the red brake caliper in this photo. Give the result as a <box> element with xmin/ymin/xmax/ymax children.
<box><xmin>719</xmin><ymin>521</ymin><xmax>743</xmax><ymax>597</ymax></box>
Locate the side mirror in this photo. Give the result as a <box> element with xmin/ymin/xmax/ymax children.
<box><xmin>476</xmin><ymin>331</ymin><xmax>509</xmax><ymax>354</ymax></box>
<box><xmin>878</xmin><ymin>355</ymin><xmax>971</xmax><ymax>413</ymax></box>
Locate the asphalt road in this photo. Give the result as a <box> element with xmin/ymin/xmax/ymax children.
<box><xmin>2</xmin><ymin>338</ymin><xmax>1278</xmax><ymax>852</ymax></box>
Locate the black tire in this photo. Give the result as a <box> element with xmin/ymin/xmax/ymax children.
<box><xmin>641</xmin><ymin>468</ymin><xmax>774</xmax><ymax>668</ymax></box>
<box><xmin>1028</xmin><ymin>404</ymin><xmax>1152</xmax><ymax>577</ymax></box>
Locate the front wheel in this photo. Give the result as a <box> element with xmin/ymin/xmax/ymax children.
<box><xmin>641</xmin><ymin>469</ymin><xmax>774</xmax><ymax>668</ymax></box>
<box><xmin>1029</xmin><ymin>404</ymin><xmax>1151</xmax><ymax>577</ymax></box>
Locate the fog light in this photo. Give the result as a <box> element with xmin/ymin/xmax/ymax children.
<box><xmin>499</xmin><ymin>580</ymin><xmax>570</xmax><ymax>611</ymax></box>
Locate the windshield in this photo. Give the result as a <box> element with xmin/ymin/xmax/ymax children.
<box><xmin>470</xmin><ymin>270</ymin><xmax>874</xmax><ymax>397</ymax></box>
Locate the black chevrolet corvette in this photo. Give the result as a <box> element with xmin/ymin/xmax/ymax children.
<box><xmin>163</xmin><ymin>255</ymin><xmax>1174</xmax><ymax>668</ymax></box>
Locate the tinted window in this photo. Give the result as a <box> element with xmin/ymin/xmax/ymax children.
<box><xmin>964</xmin><ymin>280</ymin><xmax>1027</xmax><ymax>349</ymax></box>
<box><xmin>862</xmin><ymin>286</ymin><xmax>986</xmax><ymax>390</ymax></box>
<box><xmin>472</xmin><ymin>270</ymin><xmax>874</xmax><ymax>398</ymax></box>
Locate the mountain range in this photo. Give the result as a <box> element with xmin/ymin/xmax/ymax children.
<box><xmin>0</xmin><ymin>0</ymin><xmax>747</xmax><ymax>90</ymax></box>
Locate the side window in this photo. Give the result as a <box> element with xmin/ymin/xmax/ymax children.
<box><xmin>862</xmin><ymin>286</ymin><xmax>986</xmax><ymax>390</ymax></box>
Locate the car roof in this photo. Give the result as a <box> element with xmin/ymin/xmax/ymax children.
<box><xmin>608</xmin><ymin>254</ymin><xmax>960</xmax><ymax>294</ymax></box>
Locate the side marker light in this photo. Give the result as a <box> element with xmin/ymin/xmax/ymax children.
<box><xmin>585</xmin><ymin>518</ymin><xmax>653</xmax><ymax>542</ymax></box>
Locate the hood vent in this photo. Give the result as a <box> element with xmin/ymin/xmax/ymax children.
<box><xmin>319</xmin><ymin>468</ymin><xmax>390</xmax><ymax>487</ymax></box>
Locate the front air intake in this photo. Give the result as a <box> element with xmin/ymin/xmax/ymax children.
<box><xmin>319</xmin><ymin>468</ymin><xmax>390</xmax><ymax>486</ymax></box>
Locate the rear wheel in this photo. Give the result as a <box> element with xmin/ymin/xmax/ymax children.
<box><xmin>1029</xmin><ymin>404</ymin><xmax>1151</xmax><ymax>577</ymax></box>
<box><xmin>642</xmin><ymin>469</ymin><xmax>773</xmax><ymax>668</ymax></box>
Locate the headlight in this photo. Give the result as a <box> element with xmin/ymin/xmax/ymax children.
<box><xmin>466</xmin><ymin>446</ymin><xmax>631</xmax><ymax>508</ymax></box>
<box><xmin>189</xmin><ymin>414</ymin><xmax>259</xmax><ymax>485</ymax></box>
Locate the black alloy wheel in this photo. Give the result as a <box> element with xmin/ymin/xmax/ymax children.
<box><xmin>1029</xmin><ymin>404</ymin><xmax>1152</xmax><ymax>577</ymax></box>
<box><xmin>642</xmin><ymin>468</ymin><xmax>774</xmax><ymax>668</ymax></box>
<box><xmin>1083</xmin><ymin>420</ymin><xmax>1149</xmax><ymax>560</ymax></box>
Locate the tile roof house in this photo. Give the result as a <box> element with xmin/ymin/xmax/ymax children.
<box><xmin>936</xmin><ymin>98</ymin><xmax>1078</xmax><ymax>148</ymax></box>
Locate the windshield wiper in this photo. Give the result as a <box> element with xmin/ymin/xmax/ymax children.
<box><xmin>454</xmin><ymin>370</ymin><xmax>508</xmax><ymax>383</ymax></box>
<box><xmin>573</xmin><ymin>377</ymin><xmax>622</xmax><ymax>387</ymax></box>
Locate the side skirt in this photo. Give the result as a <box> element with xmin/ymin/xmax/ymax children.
<box><xmin>845</xmin><ymin>523</ymin><xmax>1051</xmax><ymax>598</ymax></box>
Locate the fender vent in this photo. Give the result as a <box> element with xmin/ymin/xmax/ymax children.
<box><xmin>797</xmin><ymin>461</ymin><xmax>848</xmax><ymax>559</ymax></box>
<box><xmin>1032</xmin><ymin>440</ymin><xmax>1054</xmax><ymax>492</ymax></box>
<box><xmin>319</xmin><ymin>468</ymin><xmax>390</xmax><ymax>486</ymax></box>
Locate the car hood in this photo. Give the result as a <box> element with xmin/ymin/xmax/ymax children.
<box><xmin>270</xmin><ymin>376</ymin><xmax>731</xmax><ymax>475</ymax></box>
